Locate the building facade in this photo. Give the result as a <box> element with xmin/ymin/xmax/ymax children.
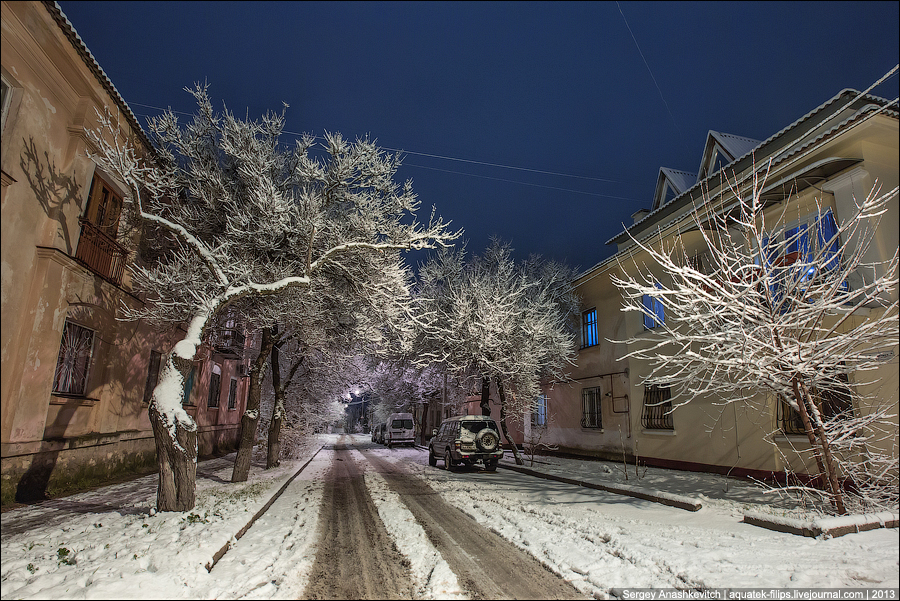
<box><xmin>537</xmin><ymin>88</ymin><xmax>898</xmax><ymax>481</ymax></box>
<box><xmin>1</xmin><ymin>1</ymin><xmax>249</xmax><ymax>504</ymax></box>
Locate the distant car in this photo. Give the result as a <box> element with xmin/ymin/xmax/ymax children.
<box><xmin>376</xmin><ymin>423</ymin><xmax>387</xmax><ymax>444</ymax></box>
<box><xmin>385</xmin><ymin>413</ymin><xmax>415</xmax><ymax>448</ymax></box>
<box><xmin>371</xmin><ymin>425</ymin><xmax>379</xmax><ymax>443</ymax></box>
<box><xmin>428</xmin><ymin>415</ymin><xmax>503</xmax><ymax>471</ymax></box>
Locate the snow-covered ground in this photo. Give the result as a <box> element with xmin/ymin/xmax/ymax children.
<box><xmin>1</xmin><ymin>434</ymin><xmax>897</xmax><ymax>599</ymax></box>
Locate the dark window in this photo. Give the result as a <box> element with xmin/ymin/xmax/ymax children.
<box><xmin>531</xmin><ymin>394</ymin><xmax>548</xmax><ymax>427</ymax></box>
<box><xmin>52</xmin><ymin>321</ymin><xmax>94</xmax><ymax>396</ymax></box>
<box><xmin>641</xmin><ymin>385</ymin><xmax>673</xmax><ymax>430</ymax></box>
<box><xmin>392</xmin><ymin>419</ymin><xmax>414</xmax><ymax>429</ymax></box>
<box><xmin>582</xmin><ymin>308</ymin><xmax>598</xmax><ymax>348</ymax></box>
<box><xmin>227</xmin><ymin>378</ymin><xmax>238</xmax><ymax>409</ymax></box>
<box><xmin>779</xmin><ymin>374</ymin><xmax>853</xmax><ymax>435</ymax></box>
<box><xmin>642</xmin><ymin>282</ymin><xmax>665</xmax><ymax>330</ymax></box>
<box><xmin>581</xmin><ymin>387</ymin><xmax>602</xmax><ymax>429</ymax></box>
<box><xmin>207</xmin><ymin>370</ymin><xmax>221</xmax><ymax>408</ymax></box>
<box><xmin>143</xmin><ymin>350</ymin><xmax>162</xmax><ymax>405</ymax></box>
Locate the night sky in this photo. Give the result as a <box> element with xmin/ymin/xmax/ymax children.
<box><xmin>57</xmin><ymin>1</ymin><xmax>899</xmax><ymax>273</ymax></box>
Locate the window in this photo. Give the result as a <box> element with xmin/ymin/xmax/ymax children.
<box><xmin>581</xmin><ymin>308</ymin><xmax>598</xmax><ymax>348</ymax></box>
<box><xmin>531</xmin><ymin>393</ymin><xmax>548</xmax><ymax>427</ymax></box>
<box><xmin>0</xmin><ymin>74</ymin><xmax>12</xmax><ymax>132</ymax></box>
<box><xmin>779</xmin><ymin>374</ymin><xmax>853</xmax><ymax>435</ymax></box>
<box><xmin>52</xmin><ymin>321</ymin><xmax>95</xmax><ymax>396</ymax></box>
<box><xmin>641</xmin><ymin>385</ymin><xmax>673</xmax><ymax>430</ymax></box>
<box><xmin>227</xmin><ymin>378</ymin><xmax>238</xmax><ymax>409</ymax></box>
<box><xmin>581</xmin><ymin>387</ymin><xmax>602</xmax><ymax>429</ymax></box>
<box><xmin>207</xmin><ymin>365</ymin><xmax>222</xmax><ymax>408</ymax></box>
<box><xmin>182</xmin><ymin>365</ymin><xmax>196</xmax><ymax>405</ymax></box>
<box><xmin>761</xmin><ymin>209</ymin><xmax>845</xmax><ymax>312</ymax></box>
<box><xmin>642</xmin><ymin>282</ymin><xmax>665</xmax><ymax>329</ymax></box>
<box><xmin>143</xmin><ymin>350</ymin><xmax>162</xmax><ymax>405</ymax></box>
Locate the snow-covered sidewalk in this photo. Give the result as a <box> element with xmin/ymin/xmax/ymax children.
<box><xmin>1</xmin><ymin>442</ymin><xmax>324</xmax><ymax>599</ymax></box>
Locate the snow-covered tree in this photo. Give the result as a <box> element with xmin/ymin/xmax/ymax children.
<box><xmin>415</xmin><ymin>240</ymin><xmax>579</xmax><ymax>464</ymax></box>
<box><xmin>611</xmin><ymin>166</ymin><xmax>898</xmax><ymax>514</ymax></box>
<box><xmin>86</xmin><ymin>85</ymin><xmax>458</xmax><ymax>511</ymax></box>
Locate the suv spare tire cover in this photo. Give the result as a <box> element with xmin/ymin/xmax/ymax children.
<box><xmin>476</xmin><ymin>428</ymin><xmax>499</xmax><ymax>452</ymax></box>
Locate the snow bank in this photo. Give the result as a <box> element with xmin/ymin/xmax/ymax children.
<box><xmin>744</xmin><ymin>509</ymin><xmax>900</xmax><ymax>538</ymax></box>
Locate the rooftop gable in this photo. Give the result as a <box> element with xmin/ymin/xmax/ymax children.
<box><xmin>652</xmin><ymin>167</ymin><xmax>696</xmax><ymax>211</ymax></box>
<box><xmin>696</xmin><ymin>130</ymin><xmax>761</xmax><ymax>182</ymax></box>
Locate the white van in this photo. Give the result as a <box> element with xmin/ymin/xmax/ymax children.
<box><xmin>385</xmin><ymin>412</ymin><xmax>415</xmax><ymax>448</ymax></box>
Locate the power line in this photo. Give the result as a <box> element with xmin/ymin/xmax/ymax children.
<box><xmin>616</xmin><ymin>1</ymin><xmax>687</xmax><ymax>154</ymax></box>
<box><xmin>130</xmin><ymin>101</ymin><xmax>632</xmax><ymax>188</ymax></box>
<box><xmin>404</xmin><ymin>163</ymin><xmax>641</xmax><ymax>202</ymax></box>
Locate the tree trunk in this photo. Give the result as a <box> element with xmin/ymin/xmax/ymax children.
<box><xmin>798</xmin><ymin>381</ymin><xmax>847</xmax><ymax>514</ymax></box>
<box><xmin>480</xmin><ymin>376</ymin><xmax>491</xmax><ymax>416</ymax></box>
<box><xmin>232</xmin><ymin>327</ymin><xmax>275</xmax><ymax>482</ymax></box>
<box><xmin>496</xmin><ymin>378</ymin><xmax>523</xmax><ymax>465</ymax></box>
<box><xmin>266</xmin><ymin>329</ymin><xmax>283</xmax><ymax>469</ymax></box>
<box><xmin>149</xmin><ymin>354</ymin><xmax>198</xmax><ymax>511</ymax></box>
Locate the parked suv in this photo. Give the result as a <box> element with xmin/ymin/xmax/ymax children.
<box><xmin>428</xmin><ymin>415</ymin><xmax>503</xmax><ymax>471</ymax></box>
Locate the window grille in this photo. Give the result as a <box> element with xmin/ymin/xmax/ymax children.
<box><xmin>641</xmin><ymin>385</ymin><xmax>673</xmax><ymax>430</ymax></box>
<box><xmin>531</xmin><ymin>393</ymin><xmax>548</xmax><ymax>427</ymax></box>
<box><xmin>143</xmin><ymin>350</ymin><xmax>162</xmax><ymax>404</ymax></box>
<box><xmin>779</xmin><ymin>374</ymin><xmax>853</xmax><ymax>435</ymax></box>
<box><xmin>642</xmin><ymin>282</ymin><xmax>665</xmax><ymax>329</ymax></box>
<box><xmin>228</xmin><ymin>378</ymin><xmax>238</xmax><ymax>410</ymax></box>
<box><xmin>52</xmin><ymin>321</ymin><xmax>94</xmax><ymax>396</ymax></box>
<box><xmin>581</xmin><ymin>387</ymin><xmax>602</xmax><ymax>429</ymax></box>
<box><xmin>581</xmin><ymin>308</ymin><xmax>598</xmax><ymax>348</ymax></box>
<box><xmin>207</xmin><ymin>371</ymin><xmax>221</xmax><ymax>408</ymax></box>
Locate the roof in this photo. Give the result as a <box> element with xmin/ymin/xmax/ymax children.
<box><xmin>41</xmin><ymin>1</ymin><xmax>155</xmax><ymax>157</ymax></box>
<box><xmin>606</xmin><ymin>88</ymin><xmax>897</xmax><ymax>247</ymax></box>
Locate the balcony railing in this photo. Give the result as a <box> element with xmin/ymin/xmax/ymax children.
<box><xmin>208</xmin><ymin>328</ymin><xmax>246</xmax><ymax>360</ymax></box>
<box><xmin>74</xmin><ymin>219</ymin><xmax>127</xmax><ymax>286</ymax></box>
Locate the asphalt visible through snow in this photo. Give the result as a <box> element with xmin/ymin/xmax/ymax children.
<box><xmin>302</xmin><ymin>441</ymin><xmax>416</xmax><ymax>600</ymax></box>
<box><xmin>359</xmin><ymin>445</ymin><xmax>585</xmax><ymax>600</ymax></box>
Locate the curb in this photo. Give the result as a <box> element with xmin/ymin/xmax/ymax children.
<box><xmin>498</xmin><ymin>462</ymin><xmax>702</xmax><ymax>511</ymax></box>
<box><xmin>205</xmin><ymin>445</ymin><xmax>325</xmax><ymax>572</ymax></box>
<box><xmin>743</xmin><ymin>510</ymin><xmax>899</xmax><ymax>538</ymax></box>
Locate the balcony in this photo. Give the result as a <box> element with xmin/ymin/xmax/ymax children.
<box><xmin>208</xmin><ymin>327</ymin><xmax>246</xmax><ymax>360</ymax></box>
<box><xmin>74</xmin><ymin>219</ymin><xmax>127</xmax><ymax>286</ymax></box>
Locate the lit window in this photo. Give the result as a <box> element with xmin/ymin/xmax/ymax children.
<box><xmin>642</xmin><ymin>282</ymin><xmax>665</xmax><ymax>329</ymax></box>
<box><xmin>53</xmin><ymin>321</ymin><xmax>94</xmax><ymax>396</ymax></box>
<box><xmin>581</xmin><ymin>308</ymin><xmax>598</xmax><ymax>348</ymax></box>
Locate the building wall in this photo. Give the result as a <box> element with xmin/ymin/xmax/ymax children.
<box><xmin>0</xmin><ymin>2</ymin><xmax>248</xmax><ymax>504</ymax></box>
<box><xmin>549</xmin><ymin>101</ymin><xmax>898</xmax><ymax>480</ymax></box>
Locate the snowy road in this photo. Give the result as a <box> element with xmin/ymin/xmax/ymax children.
<box><xmin>2</xmin><ymin>434</ymin><xmax>896</xmax><ymax>599</ymax></box>
<box><xmin>358</xmin><ymin>443</ymin><xmax>585</xmax><ymax>599</ymax></box>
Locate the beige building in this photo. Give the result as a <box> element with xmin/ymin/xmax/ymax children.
<box><xmin>536</xmin><ymin>88</ymin><xmax>898</xmax><ymax>481</ymax></box>
<box><xmin>1</xmin><ymin>1</ymin><xmax>249</xmax><ymax>504</ymax></box>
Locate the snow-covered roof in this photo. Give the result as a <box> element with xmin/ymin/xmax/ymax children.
<box><xmin>41</xmin><ymin>1</ymin><xmax>155</xmax><ymax>156</ymax></box>
<box><xmin>651</xmin><ymin>167</ymin><xmax>696</xmax><ymax>211</ymax></box>
<box><xmin>606</xmin><ymin>88</ymin><xmax>897</xmax><ymax>248</ymax></box>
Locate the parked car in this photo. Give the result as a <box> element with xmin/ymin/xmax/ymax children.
<box><xmin>385</xmin><ymin>412</ymin><xmax>415</xmax><ymax>448</ymax></box>
<box><xmin>375</xmin><ymin>423</ymin><xmax>387</xmax><ymax>444</ymax></box>
<box><xmin>371</xmin><ymin>424</ymin><xmax>380</xmax><ymax>443</ymax></box>
<box><xmin>428</xmin><ymin>415</ymin><xmax>503</xmax><ymax>471</ymax></box>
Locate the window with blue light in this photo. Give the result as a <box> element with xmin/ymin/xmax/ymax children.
<box><xmin>581</xmin><ymin>308</ymin><xmax>598</xmax><ymax>348</ymax></box>
<box><xmin>642</xmin><ymin>282</ymin><xmax>665</xmax><ymax>330</ymax></box>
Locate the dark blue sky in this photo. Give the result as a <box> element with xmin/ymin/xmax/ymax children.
<box><xmin>58</xmin><ymin>1</ymin><xmax>899</xmax><ymax>272</ymax></box>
